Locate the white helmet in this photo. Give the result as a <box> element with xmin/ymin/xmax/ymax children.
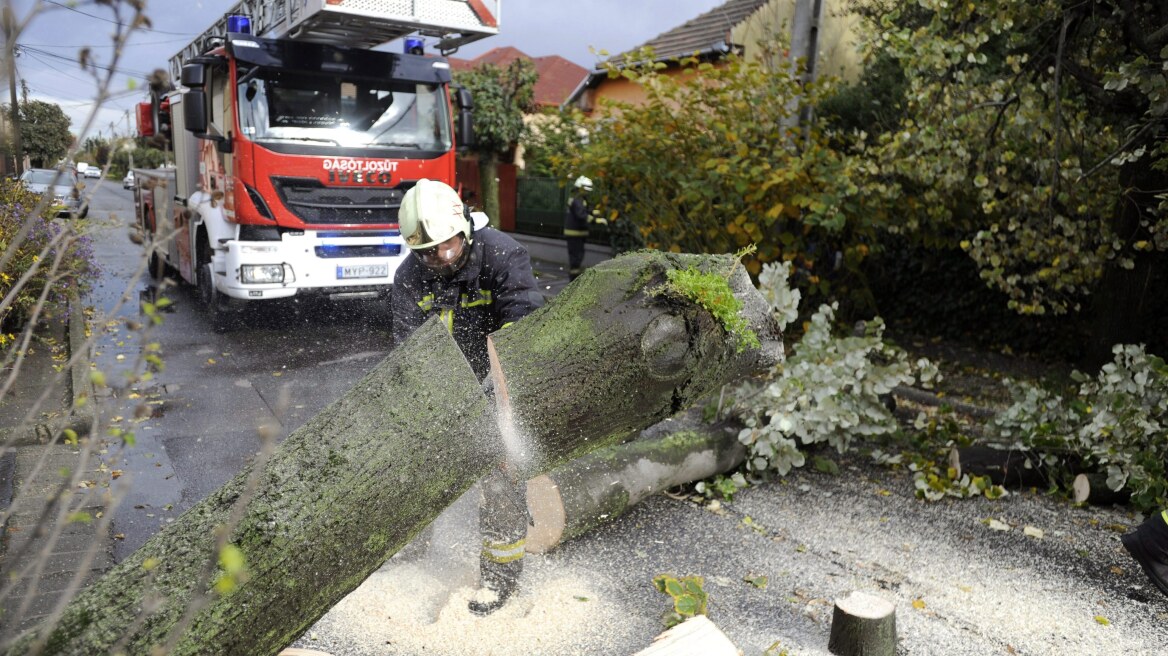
<box><xmin>574</xmin><ymin>176</ymin><xmax>593</xmax><ymax>191</ymax></box>
<box><xmin>399</xmin><ymin>179</ymin><xmax>471</xmax><ymax>250</ymax></box>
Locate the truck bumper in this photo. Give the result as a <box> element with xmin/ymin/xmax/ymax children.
<box><xmin>212</xmin><ymin>230</ymin><xmax>406</xmax><ymax>301</ymax></box>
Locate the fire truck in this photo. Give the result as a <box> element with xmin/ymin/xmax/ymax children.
<box><xmin>133</xmin><ymin>0</ymin><xmax>499</xmax><ymax>330</ymax></box>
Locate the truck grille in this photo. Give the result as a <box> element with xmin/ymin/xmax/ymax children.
<box><xmin>271</xmin><ymin>177</ymin><xmax>407</xmax><ymax>225</ymax></box>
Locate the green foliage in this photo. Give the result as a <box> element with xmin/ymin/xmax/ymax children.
<box><xmin>455</xmin><ymin>59</ymin><xmax>538</xmax><ymax>158</ymax></box>
<box><xmin>849</xmin><ymin>0</ymin><xmax>1168</xmax><ymax>317</ymax></box>
<box><xmin>7</xmin><ymin>99</ymin><xmax>73</xmax><ymax>167</ymax></box>
<box><xmin>110</xmin><ymin>145</ymin><xmax>169</xmax><ymax>176</ymax></box>
<box><xmin>818</xmin><ymin>52</ymin><xmax>909</xmax><ymax>136</ymax></box>
<box><xmin>862</xmin><ymin>235</ymin><xmax>1091</xmax><ymax>360</ymax></box>
<box><xmin>214</xmin><ymin>543</ymin><xmax>249</xmax><ymax>595</ymax></box>
<box><xmin>733</xmin><ymin>297</ymin><xmax>939</xmax><ymax>476</ymax></box>
<box><xmin>520</xmin><ymin>109</ymin><xmax>590</xmax><ymax>178</ymax></box>
<box><xmin>989</xmin><ymin>344</ymin><xmax>1168</xmax><ymax>512</ymax></box>
<box><xmin>905</xmin><ymin>454</ymin><xmax>1007</xmax><ymax>502</ymax></box>
<box><xmin>0</xmin><ymin>179</ymin><xmax>99</xmax><ymax>332</ymax></box>
<box><xmin>652</xmin><ymin>574</ymin><xmax>708</xmax><ymax>628</ymax></box>
<box><xmin>568</xmin><ymin>49</ymin><xmax>876</xmax><ymax>312</ymax></box>
<box><xmin>694</xmin><ymin>473</ymin><xmax>747</xmax><ymax>501</ymax></box>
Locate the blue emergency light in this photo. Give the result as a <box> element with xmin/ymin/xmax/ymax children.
<box><xmin>227</xmin><ymin>15</ymin><xmax>251</xmax><ymax>34</ymax></box>
<box><xmin>404</xmin><ymin>37</ymin><xmax>424</xmax><ymax>55</ymax></box>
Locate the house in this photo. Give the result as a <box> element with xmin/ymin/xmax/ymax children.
<box><xmin>564</xmin><ymin>0</ymin><xmax>861</xmax><ymax>113</ymax></box>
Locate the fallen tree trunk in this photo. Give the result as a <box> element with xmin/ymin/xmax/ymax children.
<box><xmin>488</xmin><ymin>250</ymin><xmax>781</xmax><ymax>475</ymax></box>
<box><xmin>9</xmin><ymin>251</ymin><xmax>781</xmax><ymax>656</ymax></box>
<box><xmin>526</xmin><ymin>420</ymin><xmax>745</xmax><ymax>553</ymax></box>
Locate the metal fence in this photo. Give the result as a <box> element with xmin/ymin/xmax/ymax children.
<box><xmin>515</xmin><ymin>177</ymin><xmax>609</xmax><ymax>244</ymax></box>
<box><xmin>514</xmin><ymin>177</ymin><xmax>565</xmax><ymax>238</ymax></box>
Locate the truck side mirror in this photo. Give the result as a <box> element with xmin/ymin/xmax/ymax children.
<box><xmin>184</xmin><ymin>89</ymin><xmax>208</xmax><ymax>133</ymax></box>
<box><xmin>456</xmin><ymin>87</ymin><xmax>475</xmax><ymax>151</ymax></box>
<box><xmin>181</xmin><ymin>64</ymin><xmax>205</xmax><ymax>88</ymax></box>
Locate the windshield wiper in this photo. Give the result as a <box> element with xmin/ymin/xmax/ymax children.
<box><xmin>277</xmin><ymin>136</ymin><xmax>342</xmax><ymax>146</ymax></box>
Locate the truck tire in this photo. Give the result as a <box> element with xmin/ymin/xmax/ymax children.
<box><xmin>198</xmin><ymin>262</ymin><xmax>234</xmax><ymax>333</ymax></box>
<box><xmin>148</xmin><ymin>250</ymin><xmax>163</xmax><ymax>280</ymax></box>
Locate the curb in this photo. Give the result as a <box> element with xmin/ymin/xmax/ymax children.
<box><xmin>67</xmin><ymin>294</ymin><xmax>93</xmax><ymax>418</ymax></box>
<box><xmin>0</xmin><ymin>293</ymin><xmax>109</xmax><ymax>642</ymax></box>
<box><xmin>0</xmin><ymin>295</ymin><xmax>93</xmax><ymax>448</ymax></box>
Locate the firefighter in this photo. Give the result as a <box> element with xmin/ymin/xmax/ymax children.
<box><xmin>391</xmin><ymin>179</ymin><xmax>545</xmax><ymax>615</ymax></box>
<box><xmin>563</xmin><ymin>175</ymin><xmax>598</xmax><ymax>281</ymax></box>
<box><xmin>1123</xmin><ymin>510</ymin><xmax>1168</xmax><ymax>598</ymax></box>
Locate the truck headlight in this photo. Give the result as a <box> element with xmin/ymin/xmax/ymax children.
<box><xmin>241</xmin><ymin>264</ymin><xmax>284</xmax><ymax>284</ymax></box>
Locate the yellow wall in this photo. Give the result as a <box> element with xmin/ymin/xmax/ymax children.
<box><xmin>732</xmin><ymin>0</ymin><xmax>862</xmax><ymax>83</ymax></box>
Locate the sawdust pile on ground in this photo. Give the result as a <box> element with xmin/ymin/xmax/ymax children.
<box><xmin>310</xmin><ymin>564</ymin><xmax>615</xmax><ymax>656</ymax></box>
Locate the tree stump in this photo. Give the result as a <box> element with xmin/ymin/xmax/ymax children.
<box><xmin>827</xmin><ymin>590</ymin><xmax>897</xmax><ymax>656</ymax></box>
<box><xmin>7</xmin><ymin>251</ymin><xmax>781</xmax><ymax>656</ymax></box>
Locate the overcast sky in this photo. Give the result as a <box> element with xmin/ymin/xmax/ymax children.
<box><xmin>10</xmin><ymin>0</ymin><xmax>726</xmax><ymax>142</ymax></box>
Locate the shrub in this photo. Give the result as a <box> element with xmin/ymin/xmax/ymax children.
<box><xmin>0</xmin><ymin>178</ymin><xmax>99</xmax><ymax>334</ymax></box>
<box><xmin>989</xmin><ymin>344</ymin><xmax>1168</xmax><ymax>512</ymax></box>
<box><xmin>732</xmin><ymin>261</ymin><xmax>938</xmax><ymax>476</ymax></box>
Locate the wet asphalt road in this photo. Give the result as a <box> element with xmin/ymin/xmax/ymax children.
<box><xmin>83</xmin><ymin>182</ymin><xmax>397</xmax><ymax>560</ymax></box>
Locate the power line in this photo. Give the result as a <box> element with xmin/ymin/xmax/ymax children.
<box><xmin>42</xmin><ymin>0</ymin><xmax>196</xmax><ymax>37</ymax></box>
<box><xmin>17</xmin><ymin>37</ymin><xmax>191</xmax><ymax>48</ymax></box>
<box><xmin>19</xmin><ymin>48</ymin><xmax>95</xmax><ymax>87</ymax></box>
<box><xmin>19</xmin><ymin>45</ymin><xmax>154</xmax><ymax>79</ymax></box>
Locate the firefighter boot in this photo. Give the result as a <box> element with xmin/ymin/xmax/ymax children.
<box><xmin>468</xmin><ymin>554</ymin><xmax>522</xmax><ymax>616</ymax></box>
<box><xmin>1122</xmin><ymin>510</ymin><xmax>1168</xmax><ymax>598</ymax></box>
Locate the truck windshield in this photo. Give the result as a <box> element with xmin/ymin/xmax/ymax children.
<box><xmin>237</xmin><ymin>69</ymin><xmax>451</xmax><ymax>152</ymax></box>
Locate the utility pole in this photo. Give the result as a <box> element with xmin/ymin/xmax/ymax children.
<box><xmin>2</xmin><ymin>2</ymin><xmax>22</xmax><ymax>176</ymax></box>
<box><xmin>786</xmin><ymin>0</ymin><xmax>825</xmax><ymax>135</ymax></box>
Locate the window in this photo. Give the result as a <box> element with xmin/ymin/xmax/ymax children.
<box><xmin>238</xmin><ymin>68</ymin><xmax>451</xmax><ymax>151</ymax></box>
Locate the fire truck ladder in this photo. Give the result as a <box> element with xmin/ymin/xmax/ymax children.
<box><xmin>171</xmin><ymin>0</ymin><xmax>500</xmax><ymax>75</ymax></box>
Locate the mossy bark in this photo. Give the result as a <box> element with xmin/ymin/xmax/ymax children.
<box><xmin>525</xmin><ymin>423</ymin><xmax>746</xmax><ymax>553</ymax></box>
<box><xmin>9</xmin><ymin>319</ymin><xmax>495</xmax><ymax>656</ymax></box>
<box><xmin>10</xmin><ymin>250</ymin><xmax>781</xmax><ymax>656</ymax></box>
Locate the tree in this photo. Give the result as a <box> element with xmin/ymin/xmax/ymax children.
<box><xmin>454</xmin><ymin>59</ymin><xmax>537</xmax><ymax>227</ymax></box>
<box><xmin>79</xmin><ymin>135</ymin><xmax>112</xmax><ymax>169</ymax></box>
<box><xmin>13</xmin><ymin>98</ymin><xmax>72</xmax><ymax>168</ymax></box>
<box><xmin>518</xmin><ymin>108</ymin><xmax>588</xmax><ymax>178</ymax></box>
<box><xmin>849</xmin><ymin>0</ymin><xmax>1168</xmax><ymax>363</ymax></box>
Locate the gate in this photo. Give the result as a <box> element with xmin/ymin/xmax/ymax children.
<box><xmin>515</xmin><ymin>177</ymin><xmax>565</xmax><ymax>238</ymax></box>
<box><xmin>515</xmin><ymin>177</ymin><xmax>610</xmax><ymax>244</ymax></box>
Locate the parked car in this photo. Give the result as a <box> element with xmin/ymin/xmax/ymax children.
<box><xmin>19</xmin><ymin>168</ymin><xmax>87</xmax><ymax>218</ymax></box>
<box><xmin>84</xmin><ymin>166</ymin><xmax>102</xmax><ymax>179</ymax></box>
<box><xmin>123</xmin><ymin>171</ymin><xmax>135</xmax><ymax>189</ymax></box>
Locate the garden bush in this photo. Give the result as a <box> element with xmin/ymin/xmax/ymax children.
<box><xmin>0</xmin><ymin>177</ymin><xmax>98</xmax><ymax>339</ymax></box>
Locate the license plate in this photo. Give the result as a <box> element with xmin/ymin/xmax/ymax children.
<box><xmin>337</xmin><ymin>263</ymin><xmax>389</xmax><ymax>279</ymax></box>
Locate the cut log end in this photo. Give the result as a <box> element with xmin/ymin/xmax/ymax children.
<box><xmin>525</xmin><ymin>474</ymin><xmax>566</xmax><ymax>553</ymax></box>
<box><xmin>633</xmin><ymin>615</ymin><xmax>739</xmax><ymax>656</ymax></box>
<box><xmin>828</xmin><ymin>591</ymin><xmax>897</xmax><ymax>656</ymax></box>
<box><xmin>1072</xmin><ymin>473</ymin><xmax>1090</xmax><ymax>504</ymax></box>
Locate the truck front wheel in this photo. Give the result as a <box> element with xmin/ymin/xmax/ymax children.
<box><xmin>198</xmin><ymin>262</ymin><xmax>234</xmax><ymax>333</ymax></box>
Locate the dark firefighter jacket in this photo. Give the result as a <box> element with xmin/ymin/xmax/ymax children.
<box><xmin>564</xmin><ymin>194</ymin><xmax>590</xmax><ymax>237</ymax></box>
<box><xmin>392</xmin><ymin>227</ymin><xmax>545</xmax><ymax>381</ymax></box>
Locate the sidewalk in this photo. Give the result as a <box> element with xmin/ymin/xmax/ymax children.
<box><xmin>512</xmin><ymin>231</ymin><xmax>613</xmax><ymax>299</ymax></box>
<box><xmin>0</xmin><ymin>297</ymin><xmax>109</xmax><ymax>642</ymax></box>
